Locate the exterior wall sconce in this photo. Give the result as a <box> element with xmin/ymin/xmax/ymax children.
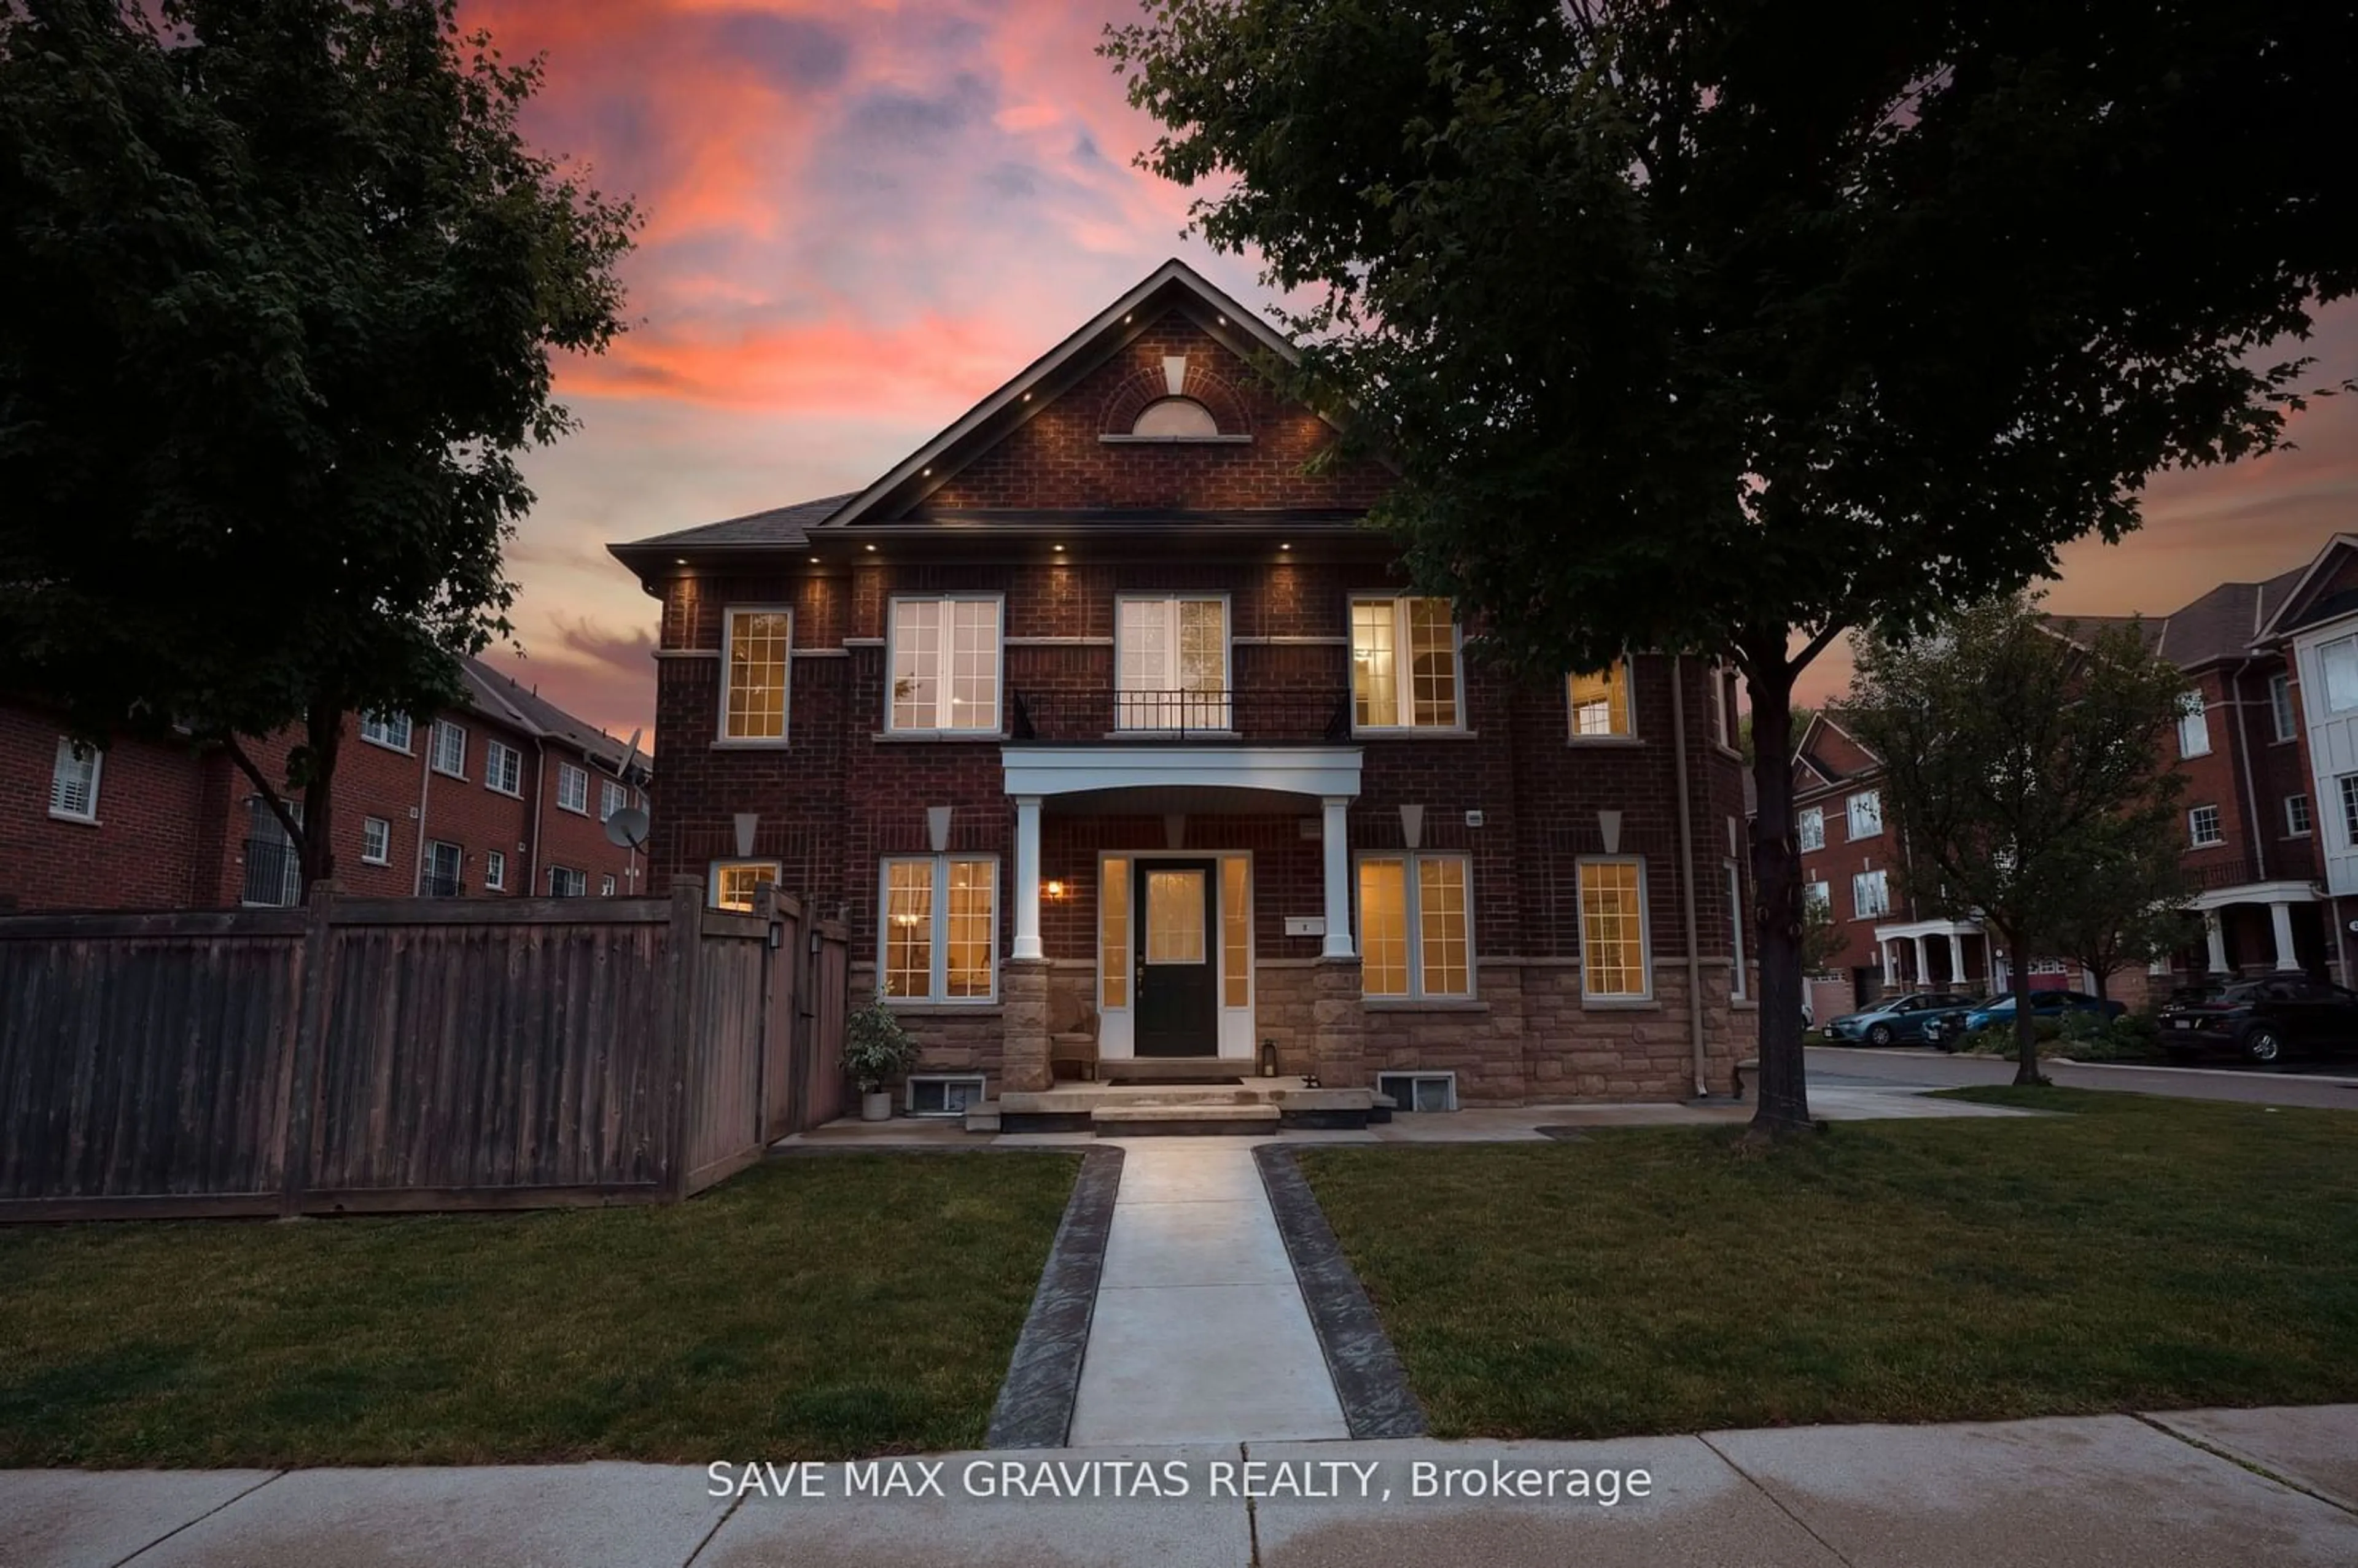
<box><xmin>1045</xmin><ymin>879</ymin><xmax>1067</xmax><ymax>900</ymax></box>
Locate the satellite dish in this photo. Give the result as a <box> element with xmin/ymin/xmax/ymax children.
<box><xmin>604</xmin><ymin>805</ymin><xmax>650</xmax><ymax>851</ymax></box>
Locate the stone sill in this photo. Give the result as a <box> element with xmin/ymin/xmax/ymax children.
<box><xmin>885</xmin><ymin>1004</ymin><xmax>1005</xmax><ymax>1019</ymax></box>
<box><xmin>1363</xmin><ymin>999</ymin><xmax>1490</xmax><ymax>1014</ymax></box>
<box><xmin>1730</xmin><ymin>1000</ymin><xmax>1759</xmax><ymax>1012</ymax></box>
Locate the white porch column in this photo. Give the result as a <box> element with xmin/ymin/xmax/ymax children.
<box><xmin>1320</xmin><ymin>795</ymin><xmax>1355</xmax><ymax>959</ymax></box>
<box><xmin>2270</xmin><ymin>901</ymin><xmax>2301</xmax><ymax>972</ymax></box>
<box><xmin>2203</xmin><ymin>910</ymin><xmax>2228</xmax><ymax>976</ymax></box>
<box><xmin>1012</xmin><ymin>794</ymin><xmax>1043</xmax><ymax>961</ymax></box>
<box><xmin>1912</xmin><ymin>934</ymin><xmax>1930</xmax><ymax>985</ymax></box>
<box><xmin>1945</xmin><ymin>931</ymin><xmax>1964</xmax><ymax>984</ymax></box>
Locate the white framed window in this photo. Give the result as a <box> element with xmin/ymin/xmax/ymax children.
<box><xmin>430</xmin><ymin>718</ymin><xmax>467</xmax><ymax>778</ymax></box>
<box><xmin>484</xmin><ymin>848</ymin><xmax>506</xmax><ymax>891</ymax></box>
<box><xmin>1726</xmin><ymin>862</ymin><xmax>1748</xmax><ymax>999</ymax></box>
<box><xmin>485</xmin><ymin>739</ymin><xmax>523</xmax><ymax>796</ymax></box>
<box><xmin>359</xmin><ymin>712</ymin><xmax>412</xmax><ymax>752</ymax></box>
<box><xmin>241</xmin><ymin>798</ymin><xmax>303</xmax><ymax>907</ymax></box>
<box><xmin>1796</xmin><ymin>807</ymin><xmax>1825</xmax><ymax>853</ymax></box>
<box><xmin>600</xmin><ymin>874</ymin><xmax>617</xmax><ymax>897</ymax></box>
<box><xmin>422</xmin><ymin>840</ymin><xmax>463</xmax><ymax>897</ymax></box>
<box><xmin>1853</xmin><ymin>869</ymin><xmax>1890</xmax><ymax>920</ymax></box>
<box><xmin>907</xmin><ymin>1074</ymin><xmax>987</xmax><ymax>1116</ymax></box>
<box><xmin>1578</xmin><ymin>857</ymin><xmax>1650</xmax><ymax>999</ymax></box>
<box><xmin>2270</xmin><ymin>672</ymin><xmax>2298</xmax><ymax>741</ymax></box>
<box><xmin>600</xmin><ymin>778</ymin><xmax>628</xmax><ymax>822</ymax></box>
<box><xmin>2176</xmin><ymin>691</ymin><xmax>2211</xmax><ymax>759</ymax></box>
<box><xmin>889</xmin><ymin>596</ymin><xmax>1003</xmax><ymax>733</ymax></box>
<box><xmin>47</xmin><ymin>737</ymin><xmax>101</xmax><ymax>823</ymax></box>
<box><xmin>881</xmin><ymin>855</ymin><xmax>998</xmax><ymax>1002</ymax></box>
<box><xmin>2287</xmin><ymin>793</ymin><xmax>2313</xmax><ymax>837</ymax></box>
<box><xmin>1846</xmin><ymin>790</ymin><xmax>1883</xmax><ymax>840</ymax></box>
<box><xmin>712</xmin><ymin>859</ymin><xmax>782</xmax><ymax>912</ymax></box>
<box><xmin>2026</xmin><ymin>957</ymin><xmax>2071</xmax><ymax>977</ymax></box>
<box><xmin>2187</xmin><ymin>804</ymin><xmax>2224</xmax><ymax>847</ymax></box>
<box><xmin>1350</xmin><ymin>597</ymin><xmax>1461</xmax><ymax>730</ymax></box>
<box><xmin>556</xmin><ymin>761</ymin><xmax>588</xmax><ymax>814</ymax></box>
<box><xmin>1115</xmin><ymin>594</ymin><xmax>1230</xmax><ymax>730</ymax></box>
<box><xmin>548</xmin><ymin>866</ymin><xmax>586</xmax><ymax>898</ymax></box>
<box><xmin>360</xmin><ymin>816</ymin><xmax>391</xmax><ymax>866</ymax></box>
<box><xmin>721</xmin><ymin>605</ymin><xmax>792</xmax><ymax>742</ymax></box>
<box><xmin>1376</xmin><ymin>1071</ymin><xmax>1458</xmax><ymax>1112</ymax></box>
<box><xmin>2324</xmin><ymin>636</ymin><xmax>2358</xmax><ymax>714</ymax></box>
<box><xmin>1357</xmin><ymin>852</ymin><xmax>1474</xmax><ymax>999</ymax></box>
<box><xmin>1710</xmin><ymin>663</ymin><xmax>1736</xmax><ymax>748</ymax></box>
<box><xmin>1806</xmin><ymin>879</ymin><xmax>1831</xmax><ymax>913</ymax></box>
<box><xmin>1568</xmin><ymin>662</ymin><xmax>1634</xmax><ymax>739</ymax></box>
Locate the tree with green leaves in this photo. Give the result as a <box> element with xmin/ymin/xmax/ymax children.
<box><xmin>1105</xmin><ymin>0</ymin><xmax>2357</xmax><ymax>1135</ymax></box>
<box><xmin>1845</xmin><ymin>598</ymin><xmax>2191</xmax><ymax>1084</ymax></box>
<box><xmin>2047</xmin><ymin>834</ymin><xmax>2200</xmax><ymax>1004</ymax></box>
<box><xmin>0</xmin><ymin>0</ymin><xmax>634</xmax><ymax>883</ymax></box>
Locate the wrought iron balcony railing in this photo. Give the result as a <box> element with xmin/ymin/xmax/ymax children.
<box><xmin>1009</xmin><ymin>686</ymin><xmax>1352</xmax><ymax>743</ymax></box>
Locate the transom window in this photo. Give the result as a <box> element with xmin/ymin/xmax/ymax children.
<box><xmin>1359</xmin><ymin>853</ymin><xmax>1473</xmax><ymax>999</ymax></box>
<box><xmin>359</xmin><ymin>712</ymin><xmax>412</xmax><ymax>751</ymax></box>
<box><xmin>1578</xmin><ymin>858</ymin><xmax>1650</xmax><ymax>999</ymax></box>
<box><xmin>1847</xmin><ymin>790</ymin><xmax>1883</xmax><ymax>840</ymax></box>
<box><xmin>1116</xmin><ymin>595</ymin><xmax>1229</xmax><ymax>730</ymax></box>
<box><xmin>1568</xmin><ymin>662</ymin><xmax>1633</xmax><ymax>738</ymax></box>
<box><xmin>712</xmin><ymin>859</ymin><xmax>782</xmax><ymax>912</ymax></box>
<box><xmin>48</xmin><ymin>737</ymin><xmax>100</xmax><ymax>822</ymax></box>
<box><xmin>882</xmin><ymin>856</ymin><xmax>998</xmax><ymax>1001</ymax></box>
<box><xmin>1797</xmin><ymin>807</ymin><xmax>1825</xmax><ymax>853</ymax></box>
<box><xmin>430</xmin><ymin>719</ymin><xmax>467</xmax><ymax>778</ymax></box>
<box><xmin>722</xmin><ymin>607</ymin><xmax>792</xmax><ymax>742</ymax></box>
<box><xmin>889</xmin><ymin>597</ymin><xmax>1002</xmax><ymax>733</ymax></box>
<box><xmin>1853</xmin><ymin>868</ymin><xmax>1890</xmax><ymax>919</ymax></box>
<box><xmin>2176</xmin><ymin>691</ymin><xmax>2211</xmax><ymax>759</ymax></box>
<box><xmin>2270</xmin><ymin>672</ymin><xmax>2298</xmax><ymax>740</ymax></box>
<box><xmin>1352</xmin><ymin>597</ymin><xmax>1460</xmax><ymax>730</ymax></box>
<box><xmin>485</xmin><ymin>739</ymin><xmax>523</xmax><ymax>796</ymax></box>
<box><xmin>2188</xmin><ymin>804</ymin><xmax>2224</xmax><ymax>847</ymax></box>
<box><xmin>556</xmin><ymin>761</ymin><xmax>588</xmax><ymax>814</ymax></box>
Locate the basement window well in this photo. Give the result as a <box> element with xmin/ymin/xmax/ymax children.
<box><xmin>906</xmin><ymin>1075</ymin><xmax>987</xmax><ymax>1117</ymax></box>
<box><xmin>1376</xmin><ymin>1071</ymin><xmax>1458</xmax><ymax>1113</ymax></box>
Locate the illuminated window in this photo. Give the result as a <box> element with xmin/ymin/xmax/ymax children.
<box><xmin>712</xmin><ymin>860</ymin><xmax>782</xmax><ymax>912</ymax></box>
<box><xmin>1145</xmin><ymin>870</ymin><xmax>1207</xmax><ymax>963</ymax></box>
<box><xmin>1222</xmin><ymin>858</ymin><xmax>1251</xmax><ymax>1008</ymax></box>
<box><xmin>881</xmin><ymin>856</ymin><xmax>997</xmax><ymax>1001</ymax></box>
<box><xmin>1351</xmin><ymin>597</ymin><xmax>1460</xmax><ymax>729</ymax></box>
<box><xmin>1100</xmin><ymin>856</ymin><xmax>1130</xmax><ymax>1009</ymax></box>
<box><xmin>1358</xmin><ymin>853</ymin><xmax>1474</xmax><ymax>999</ymax></box>
<box><xmin>1579</xmin><ymin>858</ymin><xmax>1649</xmax><ymax>999</ymax></box>
<box><xmin>890</xmin><ymin>597</ymin><xmax>1002</xmax><ymax>732</ymax></box>
<box><xmin>722</xmin><ymin>607</ymin><xmax>792</xmax><ymax>742</ymax></box>
<box><xmin>1568</xmin><ymin>662</ymin><xmax>1633</xmax><ymax>738</ymax></box>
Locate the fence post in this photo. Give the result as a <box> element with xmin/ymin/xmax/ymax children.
<box><xmin>662</xmin><ymin>875</ymin><xmax>704</xmax><ymax>1202</ymax></box>
<box><xmin>278</xmin><ymin>879</ymin><xmax>337</xmax><ymax>1216</ymax></box>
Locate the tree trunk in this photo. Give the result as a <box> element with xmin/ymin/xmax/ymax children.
<box><xmin>2087</xmin><ymin>962</ymin><xmax>2111</xmax><ymax>1003</ymax></box>
<box><xmin>298</xmin><ymin>699</ymin><xmax>341</xmax><ymax>889</ymax></box>
<box><xmin>2007</xmin><ymin>927</ymin><xmax>2046</xmax><ymax>1087</ymax></box>
<box><xmin>1744</xmin><ymin>642</ymin><xmax>1813</xmax><ymax>1136</ymax></box>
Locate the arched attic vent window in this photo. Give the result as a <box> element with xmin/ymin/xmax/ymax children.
<box><xmin>1130</xmin><ymin>397</ymin><xmax>1221</xmax><ymax>437</ymax></box>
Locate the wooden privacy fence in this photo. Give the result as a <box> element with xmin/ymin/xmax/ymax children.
<box><xmin>0</xmin><ymin>877</ymin><xmax>850</xmax><ymax>1222</ymax></box>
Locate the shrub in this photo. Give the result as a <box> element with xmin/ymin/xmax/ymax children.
<box><xmin>842</xmin><ymin>998</ymin><xmax>922</xmax><ymax>1092</ymax></box>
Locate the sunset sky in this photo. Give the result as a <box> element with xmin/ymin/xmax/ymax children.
<box><xmin>465</xmin><ymin>0</ymin><xmax>2358</xmax><ymax>744</ymax></box>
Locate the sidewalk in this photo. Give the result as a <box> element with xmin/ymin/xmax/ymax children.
<box><xmin>8</xmin><ymin>1405</ymin><xmax>2354</xmax><ymax>1566</ymax></box>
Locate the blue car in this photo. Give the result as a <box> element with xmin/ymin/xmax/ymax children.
<box><xmin>1926</xmin><ymin>989</ymin><xmax>2125</xmax><ymax>1048</ymax></box>
<box><xmin>1823</xmin><ymin>992</ymin><xmax>1981</xmax><ymax>1047</ymax></box>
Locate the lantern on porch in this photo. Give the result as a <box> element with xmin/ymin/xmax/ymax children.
<box><xmin>1259</xmin><ymin>1038</ymin><xmax>1278</xmax><ymax>1078</ymax></box>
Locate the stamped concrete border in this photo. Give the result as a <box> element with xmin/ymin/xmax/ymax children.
<box><xmin>1254</xmin><ymin>1143</ymin><xmax>1428</xmax><ymax>1439</ymax></box>
<box><xmin>984</xmin><ymin>1145</ymin><xmax>1124</xmax><ymax>1448</ymax></box>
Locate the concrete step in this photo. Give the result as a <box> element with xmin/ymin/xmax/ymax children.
<box><xmin>962</xmin><ymin>1104</ymin><xmax>1002</xmax><ymax>1134</ymax></box>
<box><xmin>1002</xmin><ymin>1084</ymin><xmax>1291</xmax><ymax>1114</ymax></box>
<box><xmin>1097</xmin><ymin>1057</ymin><xmax>1255</xmax><ymax>1085</ymax></box>
<box><xmin>1088</xmin><ymin>1103</ymin><xmax>1282</xmax><ymax>1136</ymax></box>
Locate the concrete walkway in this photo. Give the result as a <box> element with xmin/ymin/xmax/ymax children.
<box><xmin>1067</xmin><ymin>1139</ymin><xmax>1348</xmax><ymax>1445</ymax></box>
<box><xmin>10</xmin><ymin>1406</ymin><xmax>2355</xmax><ymax>1566</ymax></box>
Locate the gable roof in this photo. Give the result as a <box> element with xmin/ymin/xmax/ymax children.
<box><xmin>2254</xmin><ymin>534</ymin><xmax>2358</xmax><ymax>643</ymax></box>
<box><xmin>1791</xmin><ymin>710</ymin><xmax>1881</xmax><ymax>790</ymax></box>
<box><xmin>611</xmin><ymin>494</ymin><xmax>857</xmax><ymax>558</ymax></box>
<box><xmin>459</xmin><ymin>656</ymin><xmax>638</xmax><ymax>775</ymax></box>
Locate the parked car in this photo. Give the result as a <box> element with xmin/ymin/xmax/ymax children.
<box><xmin>1924</xmin><ymin>989</ymin><xmax>2125</xmax><ymax>1049</ymax></box>
<box><xmin>2157</xmin><ymin>979</ymin><xmax>2358</xmax><ymax>1064</ymax></box>
<box><xmin>1824</xmin><ymin>992</ymin><xmax>1982</xmax><ymax>1047</ymax></box>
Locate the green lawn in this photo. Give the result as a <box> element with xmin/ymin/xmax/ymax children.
<box><xmin>1300</xmin><ymin>1088</ymin><xmax>2358</xmax><ymax>1438</ymax></box>
<box><xmin>0</xmin><ymin>1152</ymin><xmax>1077</xmax><ymax>1467</ymax></box>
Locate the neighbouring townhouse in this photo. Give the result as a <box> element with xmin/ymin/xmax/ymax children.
<box><xmin>1790</xmin><ymin>534</ymin><xmax>2358</xmax><ymax>1019</ymax></box>
<box><xmin>609</xmin><ymin>260</ymin><xmax>1756</xmax><ymax>1111</ymax></box>
<box><xmin>3</xmin><ymin>657</ymin><xmax>648</xmax><ymax>912</ymax></box>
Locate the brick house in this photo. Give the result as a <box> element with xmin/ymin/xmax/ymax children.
<box><xmin>608</xmin><ymin>260</ymin><xmax>1756</xmax><ymax>1110</ymax></box>
<box><xmin>1788</xmin><ymin>537</ymin><xmax>2358</xmax><ymax>1020</ymax></box>
<box><xmin>7</xmin><ymin>656</ymin><xmax>647</xmax><ymax>912</ymax></box>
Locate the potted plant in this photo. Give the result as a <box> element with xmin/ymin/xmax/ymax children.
<box><xmin>842</xmin><ymin>998</ymin><xmax>920</xmax><ymax>1122</ymax></box>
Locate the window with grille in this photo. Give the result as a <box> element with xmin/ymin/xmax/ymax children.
<box><xmin>360</xmin><ymin>817</ymin><xmax>391</xmax><ymax>865</ymax></box>
<box><xmin>48</xmin><ymin>737</ymin><xmax>100</xmax><ymax>822</ymax></box>
<box><xmin>601</xmin><ymin>778</ymin><xmax>628</xmax><ymax>821</ymax></box>
<box><xmin>548</xmin><ymin>866</ymin><xmax>586</xmax><ymax>898</ymax></box>
<box><xmin>907</xmin><ymin>1075</ymin><xmax>987</xmax><ymax>1116</ymax></box>
<box><xmin>1727</xmin><ymin>863</ymin><xmax>1748</xmax><ymax>999</ymax></box>
<box><xmin>556</xmin><ymin>761</ymin><xmax>588</xmax><ymax>814</ymax></box>
<box><xmin>360</xmin><ymin>712</ymin><xmax>413</xmax><ymax>751</ymax></box>
<box><xmin>484</xmin><ymin>848</ymin><xmax>506</xmax><ymax>890</ymax></box>
<box><xmin>1351</xmin><ymin>597</ymin><xmax>1460</xmax><ymax>729</ymax></box>
<box><xmin>430</xmin><ymin>719</ymin><xmax>467</xmax><ymax>778</ymax></box>
<box><xmin>1116</xmin><ymin>596</ymin><xmax>1230</xmax><ymax>730</ymax></box>
<box><xmin>1376</xmin><ymin>1071</ymin><xmax>1458</xmax><ymax>1112</ymax></box>
<box><xmin>1568</xmin><ymin>662</ymin><xmax>1633</xmax><ymax>738</ymax></box>
<box><xmin>1359</xmin><ymin>853</ymin><xmax>1473</xmax><ymax>999</ymax></box>
<box><xmin>2287</xmin><ymin>794</ymin><xmax>2313</xmax><ymax>837</ymax></box>
<box><xmin>2176</xmin><ymin>691</ymin><xmax>2211</xmax><ymax>759</ymax></box>
<box><xmin>1847</xmin><ymin>791</ymin><xmax>1883</xmax><ymax>839</ymax></box>
<box><xmin>1579</xmin><ymin>858</ymin><xmax>1649</xmax><ymax>998</ymax></box>
<box><xmin>485</xmin><ymin>740</ymin><xmax>523</xmax><ymax>796</ymax></box>
<box><xmin>422</xmin><ymin>840</ymin><xmax>462</xmax><ymax>897</ymax></box>
<box><xmin>1797</xmin><ymin>807</ymin><xmax>1825</xmax><ymax>853</ymax></box>
<box><xmin>881</xmin><ymin>856</ymin><xmax>997</xmax><ymax>1001</ymax></box>
<box><xmin>1853</xmin><ymin>869</ymin><xmax>1890</xmax><ymax>919</ymax></box>
<box><xmin>889</xmin><ymin>597</ymin><xmax>1002</xmax><ymax>732</ymax></box>
<box><xmin>712</xmin><ymin>860</ymin><xmax>782</xmax><ymax>912</ymax></box>
<box><xmin>2270</xmin><ymin>673</ymin><xmax>2298</xmax><ymax>741</ymax></box>
<box><xmin>722</xmin><ymin>607</ymin><xmax>792</xmax><ymax>741</ymax></box>
<box><xmin>2188</xmin><ymin>804</ymin><xmax>2223</xmax><ymax>847</ymax></box>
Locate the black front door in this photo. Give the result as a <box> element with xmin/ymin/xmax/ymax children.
<box><xmin>1134</xmin><ymin>859</ymin><xmax>1219</xmax><ymax>1057</ymax></box>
